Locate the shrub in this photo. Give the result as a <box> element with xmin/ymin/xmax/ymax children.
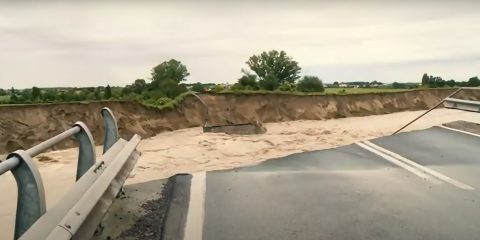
<box><xmin>278</xmin><ymin>82</ymin><xmax>296</xmax><ymax>92</ymax></box>
<box><xmin>258</xmin><ymin>74</ymin><xmax>279</xmax><ymax>90</ymax></box>
<box><xmin>214</xmin><ymin>85</ymin><xmax>225</xmax><ymax>93</ymax></box>
<box><xmin>297</xmin><ymin>76</ymin><xmax>324</xmax><ymax>92</ymax></box>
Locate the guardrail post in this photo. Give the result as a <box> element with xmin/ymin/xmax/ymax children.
<box><xmin>101</xmin><ymin>107</ymin><xmax>119</xmax><ymax>154</ymax></box>
<box><xmin>7</xmin><ymin>150</ymin><xmax>46</xmax><ymax>240</ymax></box>
<box><xmin>73</xmin><ymin>121</ymin><xmax>96</xmax><ymax>180</ymax></box>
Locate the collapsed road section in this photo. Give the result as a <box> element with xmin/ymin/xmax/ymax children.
<box><xmin>159</xmin><ymin>123</ymin><xmax>480</xmax><ymax>240</ymax></box>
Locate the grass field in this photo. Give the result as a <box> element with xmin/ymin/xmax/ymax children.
<box><xmin>324</xmin><ymin>87</ymin><xmax>413</xmax><ymax>94</ymax></box>
<box><xmin>0</xmin><ymin>87</ymin><xmax>449</xmax><ymax>106</ymax></box>
<box><xmin>219</xmin><ymin>87</ymin><xmax>417</xmax><ymax>96</ymax></box>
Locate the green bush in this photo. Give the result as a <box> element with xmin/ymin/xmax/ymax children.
<box><xmin>214</xmin><ymin>85</ymin><xmax>225</xmax><ymax>93</ymax></box>
<box><xmin>258</xmin><ymin>74</ymin><xmax>279</xmax><ymax>90</ymax></box>
<box><xmin>278</xmin><ymin>82</ymin><xmax>296</xmax><ymax>92</ymax></box>
<box><xmin>155</xmin><ymin>97</ymin><xmax>172</xmax><ymax>106</ymax></box>
<box><xmin>297</xmin><ymin>76</ymin><xmax>324</xmax><ymax>92</ymax></box>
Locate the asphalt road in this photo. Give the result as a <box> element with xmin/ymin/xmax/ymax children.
<box><xmin>161</xmin><ymin>126</ymin><xmax>480</xmax><ymax>240</ymax></box>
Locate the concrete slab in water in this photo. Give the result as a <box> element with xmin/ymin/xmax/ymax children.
<box><xmin>203</xmin><ymin>123</ymin><xmax>267</xmax><ymax>135</ymax></box>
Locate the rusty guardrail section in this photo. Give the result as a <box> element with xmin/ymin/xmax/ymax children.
<box><xmin>0</xmin><ymin>107</ymin><xmax>141</xmax><ymax>240</ymax></box>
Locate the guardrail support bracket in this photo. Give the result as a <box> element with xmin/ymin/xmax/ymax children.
<box><xmin>8</xmin><ymin>150</ymin><xmax>46</xmax><ymax>240</ymax></box>
<box><xmin>101</xmin><ymin>107</ymin><xmax>119</xmax><ymax>154</ymax></box>
<box><xmin>73</xmin><ymin>121</ymin><xmax>96</xmax><ymax>180</ymax></box>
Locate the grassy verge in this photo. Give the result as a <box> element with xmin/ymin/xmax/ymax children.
<box><xmin>136</xmin><ymin>91</ymin><xmax>195</xmax><ymax>110</ymax></box>
<box><xmin>215</xmin><ymin>88</ymin><xmax>417</xmax><ymax>96</ymax></box>
<box><xmin>324</xmin><ymin>87</ymin><xmax>415</xmax><ymax>94</ymax></box>
<box><xmin>0</xmin><ymin>87</ymin><xmax>456</xmax><ymax>109</ymax></box>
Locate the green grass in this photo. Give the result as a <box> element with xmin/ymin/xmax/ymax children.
<box><xmin>136</xmin><ymin>91</ymin><xmax>196</xmax><ymax>110</ymax></box>
<box><xmin>0</xmin><ymin>95</ymin><xmax>10</xmax><ymax>103</ymax></box>
<box><xmin>218</xmin><ymin>87</ymin><xmax>415</xmax><ymax>96</ymax></box>
<box><xmin>324</xmin><ymin>87</ymin><xmax>413</xmax><ymax>95</ymax></box>
<box><xmin>0</xmin><ymin>87</ymin><xmax>446</xmax><ymax>109</ymax></box>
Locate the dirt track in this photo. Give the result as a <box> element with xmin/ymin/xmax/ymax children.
<box><xmin>1</xmin><ymin>88</ymin><xmax>479</xmax><ymax>154</ymax></box>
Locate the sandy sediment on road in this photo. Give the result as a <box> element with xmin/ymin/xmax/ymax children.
<box><xmin>1</xmin><ymin>108</ymin><xmax>480</xmax><ymax>239</ymax></box>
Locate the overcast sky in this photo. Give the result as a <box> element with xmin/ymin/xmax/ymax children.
<box><xmin>1</xmin><ymin>1</ymin><xmax>479</xmax><ymax>88</ymax></box>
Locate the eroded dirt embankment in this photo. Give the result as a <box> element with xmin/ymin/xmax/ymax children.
<box><xmin>0</xmin><ymin>88</ymin><xmax>479</xmax><ymax>154</ymax></box>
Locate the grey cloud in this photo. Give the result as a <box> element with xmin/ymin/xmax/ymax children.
<box><xmin>0</xmin><ymin>1</ymin><xmax>479</xmax><ymax>88</ymax></box>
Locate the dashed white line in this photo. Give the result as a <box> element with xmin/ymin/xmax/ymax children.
<box><xmin>361</xmin><ymin>140</ymin><xmax>475</xmax><ymax>190</ymax></box>
<box><xmin>438</xmin><ymin>125</ymin><xmax>480</xmax><ymax>138</ymax></box>
<box><xmin>183</xmin><ymin>172</ymin><xmax>206</xmax><ymax>240</ymax></box>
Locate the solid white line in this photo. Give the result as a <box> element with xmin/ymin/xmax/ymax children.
<box><xmin>363</xmin><ymin>140</ymin><xmax>475</xmax><ymax>190</ymax></box>
<box><xmin>183</xmin><ymin>172</ymin><xmax>206</xmax><ymax>240</ymax></box>
<box><xmin>439</xmin><ymin>125</ymin><xmax>480</xmax><ymax>138</ymax></box>
<box><xmin>356</xmin><ymin>142</ymin><xmax>441</xmax><ymax>184</ymax></box>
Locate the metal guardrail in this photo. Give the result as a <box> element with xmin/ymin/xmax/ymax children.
<box><xmin>191</xmin><ymin>92</ymin><xmax>210</xmax><ymax>126</ymax></box>
<box><xmin>444</xmin><ymin>97</ymin><xmax>480</xmax><ymax>112</ymax></box>
<box><xmin>393</xmin><ymin>87</ymin><xmax>480</xmax><ymax>135</ymax></box>
<box><xmin>0</xmin><ymin>107</ymin><xmax>141</xmax><ymax>240</ymax></box>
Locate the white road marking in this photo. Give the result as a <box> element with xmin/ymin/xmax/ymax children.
<box><xmin>362</xmin><ymin>140</ymin><xmax>475</xmax><ymax>190</ymax></box>
<box><xmin>439</xmin><ymin>125</ymin><xmax>480</xmax><ymax>138</ymax></box>
<box><xmin>356</xmin><ymin>142</ymin><xmax>441</xmax><ymax>184</ymax></box>
<box><xmin>184</xmin><ymin>172</ymin><xmax>206</xmax><ymax>240</ymax></box>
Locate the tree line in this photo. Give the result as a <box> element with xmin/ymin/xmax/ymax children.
<box><xmin>1</xmin><ymin>50</ymin><xmax>325</xmax><ymax>105</ymax></box>
<box><xmin>421</xmin><ymin>73</ymin><xmax>480</xmax><ymax>88</ymax></box>
<box><xmin>3</xmin><ymin>85</ymin><xmax>113</xmax><ymax>104</ymax></box>
<box><xmin>1</xmin><ymin>50</ymin><xmax>478</xmax><ymax>105</ymax></box>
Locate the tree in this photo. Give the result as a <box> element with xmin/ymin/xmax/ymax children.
<box><xmin>151</xmin><ymin>59</ymin><xmax>189</xmax><ymax>87</ymax></box>
<box><xmin>467</xmin><ymin>76</ymin><xmax>480</xmax><ymax>87</ymax></box>
<box><xmin>121</xmin><ymin>86</ymin><xmax>133</xmax><ymax>97</ymax></box>
<box><xmin>150</xmin><ymin>60</ymin><xmax>189</xmax><ymax>98</ymax></box>
<box><xmin>31</xmin><ymin>87</ymin><xmax>42</xmax><ymax>101</ymax></box>
<box><xmin>246</xmin><ymin>50</ymin><xmax>301</xmax><ymax>86</ymax></box>
<box><xmin>77</xmin><ymin>89</ymin><xmax>88</xmax><ymax>101</ymax></box>
<box><xmin>370</xmin><ymin>80</ymin><xmax>383</xmax><ymax>86</ymax></box>
<box><xmin>332</xmin><ymin>81</ymin><xmax>339</xmax><ymax>87</ymax></box>
<box><xmin>192</xmin><ymin>82</ymin><xmax>205</xmax><ymax>92</ymax></box>
<box><xmin>0</xmin><ymin>89</ymin><xmax>6</xmax><ymax>96</ymax></box>
<box><xmin>446</xmin><ymin>79</ymin><xmax>456</xmax><ymax>87</ymax></box>
<box><xmin>61</xmin><ymin>89</ymin><xmax>79</xmax><ymax>101</ymax></box>
<box><xmin>94</xmin><ymin>87</ymin><xmax>102</xmax><ymax>100</ymax></box>
<box><xmin>421</xmin><ymin>73</ymin><xmax>429</xmax><ymax>86</ymax></box>
<box><xmin>20</xmin><ymin>89</ymin><xmax>31</xmax><ymax>102</ymax></box>
<box><xmin>422</xmin><ymin>73</ymin><xmax>446</xmax><ymax>88</ymax></box>
<box><xmin>392</xmin><ymin>82</ymin><xmax>406</xmax><ymax>89</ymax></box>
<box><xmin>132</xmin><ymin>79</ymin><xmax>147</xmax><ymax>94</ymax></box>
<box><xmin>158</xmin><ymin>79</ymin><xmax>187</xmax><ymax>98</ymax></box>
<box><xmin>297</xmin><ymin>76</ymin><xmax>325</xmax><ymax>92</ymax></box>
<box><xmin>237</xmin><ymin>69</ymin><xmax>259</xmax><ymax>90</ymax></box>
<box><xmin>104</xmin><ymin>85</ymin><xmax>112</xmax><ymax>99</ymax></box>
<box><xmin>436</xmin><ymin>78</ymin><xmax>446</xmax><ymax>87</ymax></box>
<box><xmin>258</xmin><ymin>74</ymin><xmax>279</xmax><ymax>91</ymax></box>
<box><xmin>42</xmin><ymin>89</ymin><xmax>58</xmax><ymax>102</ymax></box>
<box><xmin>10</xmin><ymin>87</ymin><xmax>18</xmax><ymax>102</ymax></box>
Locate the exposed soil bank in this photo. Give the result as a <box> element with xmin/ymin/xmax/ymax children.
<box><xmin>0</xmin><ymin>88</ymin><xmax>479</xmax><ymax>154</ymax></box>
